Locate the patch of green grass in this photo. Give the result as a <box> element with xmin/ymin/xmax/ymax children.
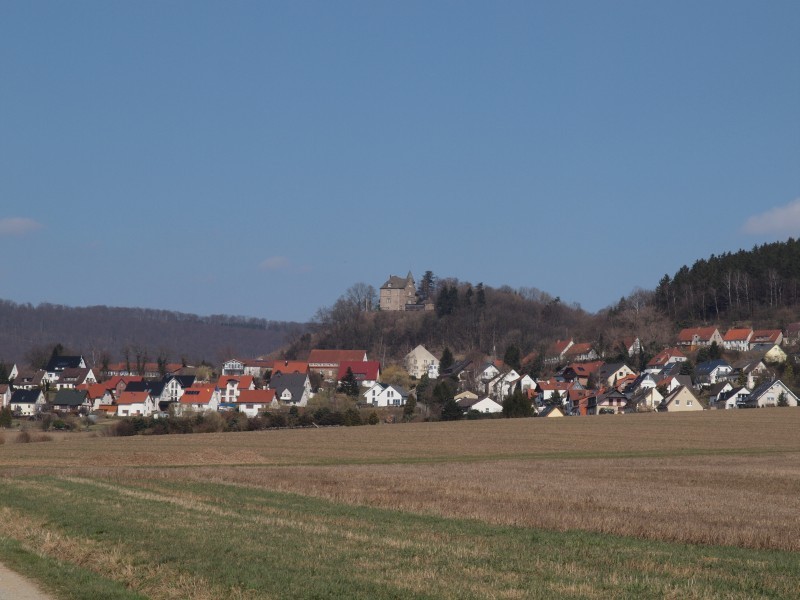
<box><xmin>0</xmin><ymin>536</ymin><xmax>146</xmax><ymax>600</ymax></box>
<box><xmin>1</xmin><ymin>475</ymin><xmax>798</xmax><ymax>599</ymax></box>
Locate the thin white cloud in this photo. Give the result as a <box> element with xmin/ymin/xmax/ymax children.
<box><xmin>0</xmin><ymin>217</ymin><xmax>43</xmax><ymax>236</ymax></box>
<box><xmin>260</xmin><ymin>256</ymin><xmax>290</xmax><ymax>271</ymax></box>
<box><xmin>743</xmin><ymin>199</ymin><xmax>800</xmax><ymax>235</ymax></box>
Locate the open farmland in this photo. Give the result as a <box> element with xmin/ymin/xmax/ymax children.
<box><xmin>1</xmin><ymin>410</ymin><xmax>799</xmax><ymax>599</ymax></box>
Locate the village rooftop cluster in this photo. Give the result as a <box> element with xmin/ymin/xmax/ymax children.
<box><xmin>1</xmin><ymin>322</ymin><xmax>799</xmax><ymax>422</ymax></box>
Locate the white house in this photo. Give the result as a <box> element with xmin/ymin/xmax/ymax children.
<box><xmin>404</xmin><ymin>345</ymin><xmax>440</xmax><ymax>379</ymax></box>
<box><xmin>269</xmin><ymin>373</ymin><xmax>312</xmax><ymax>407</ymax></box>
<box><xmin>9</xmin><ymin>389</ymin><xmax>46</xmax><ymax>416</ymax></box>
<box><xmin>116</xmin><ymin>391</ymin><xmax>155</xmax><ymax>417</ymax></box>
<box><xmin>741</xmin><ymin>380</ymin><xmax>798</xmax><ymax>408</ymax></box>
<box><xmin>363</xmin><ymin>382</ymin><xmax>409</xmax><ymax>407</ymax></box>
<box><xmin>235</xmin><ymin>389</ymin><xmax>278</xmax><ymax>417</ymax></box>
<box><xmin>457</xmin><ymin>396</ymin><xmax>503</xmax><ymax>414</ymax></box>
<box><xmin>177</xmin><ymin>386</ymin><xmax>221</xmax><ymax>415</ymax></box>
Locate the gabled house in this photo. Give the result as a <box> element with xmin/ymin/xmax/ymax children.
<box><xmin>235</xmin><ymin>389</ymin><xmax>278</xmax><ymax>417</ymax></box>
<box><xmin>707</xmin><ymin>382</ymin><xmax>733</xmax><ymax>406</ymax></box>
<box><xmin>617</xmin><ymin>337</ymin><xmax>642</xmax><ymax>357</ymax></box>
<box><xmin>269</xmin><ymin>372</ymin><xmax>312</xmax><ymax>407</ymax></box>
<box><xmin>11</xmin><ymin>370</ymin><xmax>46</xmax><ymax>390</ymax></box>
<box><xmin>77</xmin><ymin>382</ymin><xmax>115</xmax><ymax>410</ymax></box>
<box><xmin>363</xmin><ymin>382</ymin><xmax>409</xmax><ymax>407</ymax></box>
<box><xmin>477</xmin><ymin>362</ymin><xmax>502</xmax><ymax>384</ymax></box>
<box><xmin>658</xmin><ymin>386</ymin><xmax>703</xmax><ymax>412</ymax></box>
<box><xmin>176</xmin><ymin>386</ymin><xmax>220</xmax><ymax>415</ymax></box>
<box><xmin>162</xmin><ymin>375</ymin><xmax>196</xmax><ymax>404</ymax></box>
<box><xmin>561</xmin><ymin>361</ymin><xmax>603</xmax><ymax>387</ymax></box>
<box><xmin>544</xmin><ymin>339</ymin><xmax>574</xmax><ymax>365</ymax></box>
<box><xmin>535</xmin><ymin>379</ymin><xmax>577</xmax><ymax>405</ymax></box>
<box><xmin>563</xmin><ymin>342</ymin><xmax>599</xmax><ymax>363</ymax></box>
<box><xmin>657</xmin><ymin>374</ymin><xmax>693</xmax><ymax>395</ymax></box>
<box><xmin>55</xmin><ymin>367</ymin><xmax>98</xmax><ymax>390</ymax></box>
<box><xmin>750</xmin><ymin>344</ymin><xmax>787</xmax><ymax>364</ymax></box>
<box><xmin>486</xmin><ymin>369</ymin><xmax>521</xmax><ymax>400</ymax></box>
<box><xmin>221</xmin><ymin>358</ymin><xmax>245</xmax><ymax>375</ymax></box>
<box><xmin>337</xmin><ymin>361</ymin><xmax>381</xmax><ymax>389</ymax></box>
<box><xmin>645</xmin><ymin>348</ymin><xmax>687</xmax><ymax>374</ymax></box>
<box><xmin>722</xmin><ymin>328</ymin><xmax>753</xmax><ymax>351</ymax></box>
<box><xmin>596</xmin><ymin>363</ymin><xmax>637</xmax><ymax>388</ymax></box>
<box><xmin>404</xmin><ymin>345</ymin><xmax>440</xmax><ymax>379</ymax></box>
<box><xmin>730</xmin><ymin>359</ymin><xmax>771</xmax><ymax>390</ymax></box>
<box><xmin>625</xmin><ymin>386</ymin><xmax>663</xmax><ymax>413</ymax></box>
<box><xmin>750</xmin><ymin>330</ymin><xmax>783</xmax><ymax>348</ymax></box>
<box><xmin>50</xmin><ymin>389</ymin><xmax>91</xmax><ymax>413</ymax></box>
<box><xmin>44</xmin><ymin>355</ymin><xmax>86</xmax><ymax>384</ymax></box>
<box><xmin>676</xmin><ymin>327</ymin><xmax>723</xmax><ymax>348</ymax></box>
<box><xmin>457</xmin><ymin>396</ymin><xmax>503</xmax><ymax>414</ymax></box>
<box><xmin>116</xmin><ymin>390</ymin><xmax>156</xmax><ymax>417</ymax></box>
<box><xmin>739</xmin><ymin>379</ymin><xmax>798</xmax><ymax>408</ymax></box>
<box><xmin>588</xmin><ymin>389</ymin><xmax>629</xmax><ymax>415</ymax></box>
<box><xmin>9</xmin><ymin>389</ymin><xmax>46</xmax><ymax>416</ymax></box>
<box><xmin>216</xmin><ymin>375</ymin><xmax>256</xmax><ymax>404</ymax></box>
<box><xmin>539</xmin><ymin>404</ymin><xmax>567</xmax><ymax>417</ymax></box>
<box><xmin>712</xmin><ymin>386</ymin><xmax>750</xmax><ymax>410</ymax></box>
<box><xmin>307</xmin><ymin>349</ymin><xmax>368</xmax><ymax>381</ymax></box>
<box><xmin>694</xmin><ymin>360</ymin><xmax>733</xmax><ymax>387</ymax></box>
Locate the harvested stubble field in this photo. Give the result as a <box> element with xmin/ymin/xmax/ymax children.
<box><xmin>1</xmin><ymin>410</ymin><xmax>799</xmax><ymax>599</ymax></box>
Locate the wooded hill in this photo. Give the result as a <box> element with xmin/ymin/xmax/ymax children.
<box><xmin>0</xmin><ymin>300</ymin><xmax>305</xmax><ymax>368</ymax></box>
<box><xmin>654</xmin><ymin>238</ymin><xmax>800</xmax><ymax>326</ymax></box>
<box><xmin>301</xmin><ymin>240</ymin><xmax>800</xmax><ymax>371</ymax></box>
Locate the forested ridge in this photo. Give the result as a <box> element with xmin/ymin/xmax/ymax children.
<box><xmin>0</xmin><ymin>300</ymin><xmax>305</xmax><ymax>367</ymax></box>
<box><xmin>654</xmin><ymin>238</ymin><xmax>800</xmax><ymax>325</ymax></box>
<box><xmin>2</xmin><ymin>240</ymin><xmax>797</xmax><ymax>371</ymax></box>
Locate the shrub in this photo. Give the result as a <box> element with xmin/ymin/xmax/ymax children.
<box><xmin>15</xmin><ymin>430</ymin><xmax>31</xmax><ymax>443</ymax></box>
<box><xmin>343</xmin><ymin>408</ymin><xmax>362</xmax><ymax>426</ymax></box>
<box><xmin>367</xmin><ymin>412</ymin><xmax>380</xmax><ymax>425</ymax></box>
<box><xmin>0</xmin><ymin>434</ymin><xmax>5</xmax><ymax>445</ymax></box>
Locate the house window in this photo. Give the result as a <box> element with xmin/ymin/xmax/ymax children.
<box><xmin>687</xmin><ymin>401</ymin><xmax>692</xmax><ymax>406</ymax></box>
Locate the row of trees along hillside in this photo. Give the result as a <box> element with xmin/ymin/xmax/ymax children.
<box><xmin>654</xmin><ymin>239</ymin><xmax>800</xmax><ymax>326</ymax></box>
<box><xmin>0</xmin><ymin>299</ymin><xmax>306</xmax><ymax>368</ymax></box>
<box><xmin>297</xmin><ymin>276</ymin><xmax>676</xmax><ymax>373</ymax></box>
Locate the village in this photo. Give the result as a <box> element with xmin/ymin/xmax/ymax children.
<box><xmin>1</xmin><ymin>320</ymin><xmax>798</xmax><ymax>427</ymax></box>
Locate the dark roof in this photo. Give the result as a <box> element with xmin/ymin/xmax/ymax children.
<box><xmin>270</xmin><ymin>373</ymin><xmax>308</xmax><ymax>403</ymax></box>
<box><xmin>45</xmin><ymin>355</ymin><xmax>84</xmax><ymax>372</ymax></box>
<box><xmin>51</xmin><ymin>389</ymin><xmax>89</xmax><ymax>407</ymax></box>
<box><xmin>10</xmin><ymin>389</ymin><xmax>42</xmax><ymax>404</ymax></box>
<box><xmin>164</xmin><ymin>375</ymin><xmax>196</xmax><ymax>388</ymax></box>
<box><xmin>440</xmin><ymin>359</ymin><xmax>472</xmax><ymax>377</ymax></box>
<box><xmin>124</xmin><ymin>380</ymin><xmax>166</xmax><ymax>396</ymax></box>
<box><xmin>695</xmin><ymin>359</ymin><xmax>730</xmax><ymax>376</ymax></box>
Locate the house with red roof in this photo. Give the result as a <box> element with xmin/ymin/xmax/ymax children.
<box><xmin>544</xmin><ymin>339</ymin><xmax>574</xmax><ymax>365</ymax></box>
<box><xmin>177</xmin><ymin>386</ymin><xmax>221</xmax><ymax>415</ymax></box>
<box><xmin>561</xmin><ymin>361</ymin><xmax>604</xmax><ymax>387</ymax></box>
<box><xmin>337</xmin><ymin>361</ymin><xmax>381</xmax><ymax>388</ymax></box>
<box><xmin>76</xmin><ymin>382</ymin><xmax>115</xmax><ymax>411</ymax></box>
<box><xmin>722</xmin><ymin>328</ymin><xmax>753</xmax><ymax>351</ymax></box>
<box><xmin>676</xmin><ymin>327</ymin><xmax>723</xmax><ymax>348</ymax></box>
<box><xmin>216</xmin><ymin>375</ymin><xmax>256</xmax><ymax>404</ymax></box>
<box><xmin>750</xmin><ymin>330</ymin><xmax>783</xmax><ymax>348</ymax></box>
<box><xmin>307</xmin><ymin>349</ymin><xmax>368</xmax><ymax>380</ymax></box>
<box><xmin>645</xmin><ymin>348</ymin><xmax>686</xmax><ymax>373</ymax></box>
<box><xmin>563</xmin><ymin>342</ymin><xmax>599</xmax><ymax>363</ymax></box>
<box><xmin>116</xmin><ymin>390</ymin><xmax>155</xmax><ymax>417</ymax></box>
<box><xmin>270</xmin><ymin>360</ymin><xmax>310</xmax><ymax>375</ymax></box>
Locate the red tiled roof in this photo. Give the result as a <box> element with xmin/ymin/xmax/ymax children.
<box><xmin>723</xmin><ymin>328</ymin><xmax>752</xmax><ymax>341</ymax></box>
<box><xmin>180</xmin><ymin>386</ymin><xmax>216</xmax><ymax>404</ymax></box>
<box><xmin>237</xmin><ymin>389</ymin><xmax>276</xmax><ymax>404</ymax></box>
<box><xmin>751</xmin><ymin>330</ymin><xmax>781</xmax><ymax>344</ymax></box>
<box><xmin>565</xmin><ymin>342</ymin><xmax>594</xmax><ymax>357</ymax></box>
<box><xmin>116</xmin><ymin>391</ymin><xmax>151</xmax><ymax>405</ymax></box>
<box><xmin>76</xmin><ymin>383</ymin><xmax>112</xmax><ymax>399</ymax></box>
<box><xmin>548</xmin><ymin>339</ymin><xmax>572</xmax><ymax>356</ymax></box>
<box><xmin>270</xmin><ymin>360</ymin><xmax>309</xmax><ymax>374</ymax></box>
<box><xmin>216</xmin><ymin>375</ymin><xmax>255</xmax><ymax>389</ymax></box>
<box><xmin>647</xmin><ymin>347</ymin><xmax>686</xmax><ymax>367</ymax></box>
<box><xmin>337</xmin><ymin>361</ymin><xmax>381</xmax><ymax>381</ymax></box>
<box><xmin>566</xmin><ymin>361</ymin><xmax>603</xmax><ymax>376</ymax></box>
<box><xmin>677</xmin><ymin>327</ymin><xmax>719</xmax><ymax>342</ymax></box>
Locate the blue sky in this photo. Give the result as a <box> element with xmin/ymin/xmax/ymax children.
<box><xmin>1</xmin><ymin>1</ymin><xmax>798</xmax><ymax>322</ymax></box>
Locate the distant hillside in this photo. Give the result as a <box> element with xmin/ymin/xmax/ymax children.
<box><xmin>0</xmin><ymin>299</ymin><xmax>307</xmax><ymax>368</ymax></box>
<box><xmin>654</xmin><ymin>238</ymin><xmax>800</xmax><ymax>325</ymax></box>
